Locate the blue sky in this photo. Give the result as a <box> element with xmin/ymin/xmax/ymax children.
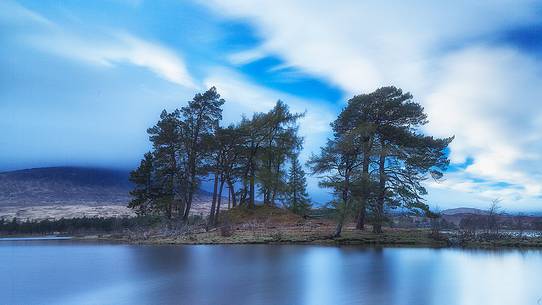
<box><xmin>2</xmin><ymin>0</ymin><xmax>542</xmax><ymax>211</ymax></box>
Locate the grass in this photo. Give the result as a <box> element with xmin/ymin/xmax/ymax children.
<box><xmin>91</xmin><ymin>206</ymin><xmax>446</xmax><ymax>247</ymax></box>
<box><xmin>70</xmin><ymin>206</ymin><xmax>542</xmax><ymax>249</ymax></box>
<box><xmin>459</xmin><ymin>236</ymin><xmax>542</xmax><ymax>249</ymax></box>
<box><xmin>221</xmin><ymin>205</ymin><xmax>303</xmax><ymax>225</ymax></box>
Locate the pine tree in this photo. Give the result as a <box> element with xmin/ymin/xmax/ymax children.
<box><xmin>236</xmin><ymin>101</ymin><xmax>303</xmax><ymax>208</ymax></box>
<box><xmin>286</xmin><ymin>154</ymin><xmax>311</xmax><ymax>216</ymax></box>
<box><xmin>258</xmin><ymin>101</ymin><xmax>303</xmax><ymax>206</ymax></box>
<box><xmin>128</xmin><ymin>152</ymin><xmax>155</xmax><ymax>216</ymax></box>
<box><xmin>179</xmin><ymin>87</ymin><xmax>225</xmax><ymax>220</ymax></box>
<box><xmin>128</xmin><ymin>87</ymin><xmax>226</xmax><ymax>220</ymax></box>
<box><xmin>207</xmin><ymin>125</ymin><xmax>243</xmax><ymax>227</ymax></box>
<box><xmin>308</xmin><ymin>134</ymin><xmax>364</xmax><ymax>237</ymax></box>
<box><xmin>147</xmin><ymin>110</ymin><xmax>182</xmax><ymax>219</ymax></box>
<box><xmin>309</xmin><ymin>86</ymin><xmax>452</xmax><ymax>236</ymax></box>
<box><xmin>367</xmin><ymin>87</ymin><xmax>452</xmax><ymax>233</ymax></box>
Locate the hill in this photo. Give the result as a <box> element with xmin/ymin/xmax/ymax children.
<box><xmin>0</xmin><ymin>167</ymin><xmax>219</xmax><ymax>220</ymax></box>
<box><xmin>0</xmin><ymin>167</ymin><xmax>132</xmax><ymax>206</ymax></box>
<box><xmin>441</xmin><ymin>207</ymin><xmax>487</xmax><ymax>216</ymax></box>
<box><xmin>439</xmin><ymin>207</ymin><xmax>542</xmax><ymax>227</ymax></box>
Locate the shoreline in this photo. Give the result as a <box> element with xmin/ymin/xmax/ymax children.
<box><xmin>3</xmin><ymin>205</ymin><xmax>541</xmax><ymax>249</ymax></box>
<box><xmin>65</xmin><ymin>228</ymin><xmax>542</xmax><ymax>250</ymax></box>
<box><xmin>4</xmin><ymin>232</ymin><xmax>542</xmax><ymax>249</ymax></box>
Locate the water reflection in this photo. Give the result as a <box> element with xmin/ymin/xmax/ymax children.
<box><xmin>1</xmin><ymin>241</ymin><xmax>541</xmax><ymax>305</ymax></box>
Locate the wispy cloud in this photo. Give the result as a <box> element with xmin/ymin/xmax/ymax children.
<box><xmin>227</xmin><ymin>47</ymin><xmax>267</xmax><ymax>65</ymax></box>
<box><xmin>204</xmin><ymin>0</ymin><xmax>542</xmax><ymax>208</ymax></box>
<box><xmin>28</xmin><ymin>31</ymin><xmax>197</xmax><ymax>88</ymax></box>
<box><xmin>0</xmin><ymin>0</ymin><xmax>53</xmax><ymax>26</ymax></box>
<box><xmin>424</xmin><ymin>46</ymin><xmax>542</xmax><ymax>201</ymax></box>
<box><xmin>1</xmin><ymin>0</ymin><xmax>195</xmax><ymax>88</ymax></box>
<box><xmin>204</xmin><ymin>0</ymin><xmax>539</xmax><ymax>93</ymax></box>
<box><xmin>3</xmin><ymin>0</ymin><xmax>542</xmax><ymax>209</ymax></box>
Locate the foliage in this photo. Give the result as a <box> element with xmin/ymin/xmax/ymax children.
<box><xmin>285</xmin><ymin>154</ymin><xmax>311</xmax><ymax>215</ymax></box>
<box><xmin>0</xmin><ymin>216</ymin><xmax>161</xmax><ymax>235</ymax></box>
<box><xmin>309</xmin><ymin>86</ymin><xmax>453</xmax><ymax>236</ymax></box>
<box><xmin>129</xmin><ymin>85</ymin><xmax>451</xmax><ymax>236</ymax></box>
<box><xmin>129</xmin><ymin>88</ymin><xmax>304</xmax><ymax>228</ymax></box>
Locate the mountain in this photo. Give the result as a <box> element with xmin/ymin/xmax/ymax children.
<box><xmin>0</xmin><ymin>167</ymin><xmax>132</xmax><ymax>206</ymax></box>
<box><xmin>0</xmin><ymin>167</ymin><xmax>220</xmax><ymax>220</ymax></box>
<box><xmin>439</xmin><ymin>207</ymin><xmax>542</xmax><ymax>227</ymax></box>
<box><xmin>441</xmin><ymin>207</ymin><xmax>488</xmax><ymax>216</ymax></box>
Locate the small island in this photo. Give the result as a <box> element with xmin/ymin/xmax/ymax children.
<box><xmin>2</xmin><ymin>87</ymin><xmax>541</xmax><ymax>249</ymax></box>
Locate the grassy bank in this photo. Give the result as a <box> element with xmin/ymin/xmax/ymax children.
<box><xmin>3</xmin><ymin>206</ymin><xmax>542</xmax><ymax>248</ymax></box>
<box><xmin>94</xmin><ymin>226</ymin><xmax>448</xmax><ymax>247</ymax></box>
<box><xmin>90</xmin><ymin>206</ymin><xmax>542</xmax><ymax>248</ymax></box>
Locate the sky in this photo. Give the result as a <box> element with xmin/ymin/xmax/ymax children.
<box><xmin>1</xmin><ymin>0</ymin><xmax>542</xmax><ymax>211</ymax></box>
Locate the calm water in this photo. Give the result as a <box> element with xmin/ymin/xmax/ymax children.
<box><xmin>1</xmin><ymin>240</ymin><xmax>542</xmax><ymax>305</ymax></box>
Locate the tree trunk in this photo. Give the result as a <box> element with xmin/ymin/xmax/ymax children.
<box><xmin>271</xmin><ymin>159</ymin><xmax>281</xmax><ymax>206</ymax></box>
<box><xmin>214</xmin><ymin>179</ymin><xmax>225</xmax><ymax>224</ymax></box>
<box><xmin>178</xmin><ymin>199</ymin><xmax>186</xmax><ymax>221</ymax></box>
<box><xmin>227</xmin><ymin>184</ymin><xmax>231</xmax><ymax>209</ymax></box>
<box><xmin>333</xmin><ymin>222</ymin><xmax>343</xmax><ymax>238</ymax></box>
<box><xmin>166</xmin><ymin>202</ymin><xmax>172</xmax><ymax>220</ymax></box>
<box><xmin>263</xmin><ymin>190</ymin><xmax>270</xmax><ymax>206</ymax></box>
<box><xmin>292</xmin><ymin>189</ymin><xmax>298</xmax><ymax>212</ymax></box>
<box><xmin>373</xmin><ymin>141</ymin><xmax>386</xmax><ymax>234</ymax></box>
<box><xmin>249</xmin><ymin>165</ymin><xmax>255</xmax><ymax>209</ymax></box>
<box><xmin>183</xmin><ymin>171</ymin><xmax>196</xmax><ymax>221</ymax></box>
<box><xmin>183</xmin><ymin>190</ymin><xmax>192</xmax><ymax>221</ymax></box>
<box><xmin>184</xmin><ymin>121</ymin><xmax>201</xmax><ymax>220</ymax></box>
<box><xmin>335</xmin><ymin>171</ymin><xmax>350</xmax><ymax>237</ymax></box>
<box><xmin>169</xmin><ymin>150</ymin><xmax>180</xmax><ymax>218</ymax></box>
<box><xmin>356</xmin><ymin>206</ymin><xmax>365</xmax><ymax>230</ymax></box>
<box><xmin>239</xmin><ymin>175</ymin><xmax>248</xmax><ymax>206</ymax></box>
<box><xmin>264</xmin><ymin>139</ymin><xmax>274</xmax><ymax>206</ymax></box>
<box><xmin>271</xmin><ymin>190</ymin><xmax>277</xmax><ymax>206</ymax></box>
<box><xmin>183</xmin><ymin>152</ymin><xmax>197</xmax><ymax>221</ymax></box>
<box><xmin>208</xmin><ymin>172</ymin><xmax>219</xmax><ymax>227</ymax></box>
<box><xmin>228</xmin><ymin>179</ymin><xmax>237</xmax><ymax>207</ymax></box>
<box><xmin>356</xmin><ymin>143</ymin><xmax>371</xmax><ymax>230</ymax></box>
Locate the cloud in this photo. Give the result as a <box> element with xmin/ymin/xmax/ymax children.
<box><xmin>202</xmin><ymin>0</ymin><xmax>539</xmax><ymax>94</ymax></box>
<box><xmin>3</xmin><ymin>0</ymin><xmax>542</xmax><ymax>208</ymax></box>
<box><xmin>1</xmin><ymin>0</ymin><xmax>195</xmax><ymax>88</ymax></box>
<box><xmin>203</xmin><ymin>0</ymin><xmax>542</xmax><ymax>208</ymax></box>
<box><xmin>0</xmin><ymin>0</ymin><xmax>53</xmax><ymax>27</ymax></box>
<box><xmin>424</xmin><ymin>46</ymin><xmax>542</xmax><ymax>201</ymax></box>
<box><xmin>227</xmin><ymin>47</ymin><xmax>267</xmax><ymax>65</ymax></box>
<box><xmin>29</xmin><ymin>31</ymin><xmax>197</xmax><ymax>88</ymax></box>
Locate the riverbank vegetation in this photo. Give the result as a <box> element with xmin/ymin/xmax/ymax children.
<box><xmin>0</xmin><ymin>216</ymin><xmax>161</xmax><ymax>235</ymax></box>
<box><xmin>129</xmin><ymin>88</ymin><xmax>308</xmax><ymax>225</ymax></box>
<box><xmin>3</xmin><ymin>206</ymin><xmax>542</xmax><ymax>248</ymax></box>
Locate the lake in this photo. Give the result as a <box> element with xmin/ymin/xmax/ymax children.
<box><xmin>1</xmin><ymin>239</ymin><xmax>542</xmax><ymax>305</ymax></box>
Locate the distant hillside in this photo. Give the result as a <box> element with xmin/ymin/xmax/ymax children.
<box><xmin>0</xmin><ymin>166</ymin><xmax>217</xmax><ymax>206</ymax></box>
<box><xmin>441</xmin><ymin>207</ymin><xmax>487</xmax><ymax>216</ymax></box>
<box><xmin>439</xmin><ymin>207</ymin><xmax>542</xmax><ymax>227</ymax></box>
<box><xmin>0</xmin><ymin>167</ymin><xmax>224</xmax><ymax>220</ymax></box>
<box><xmin>0</xmin><ymin>167</ymin><xmax>132</xmax><ymax>206</ymax></box>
